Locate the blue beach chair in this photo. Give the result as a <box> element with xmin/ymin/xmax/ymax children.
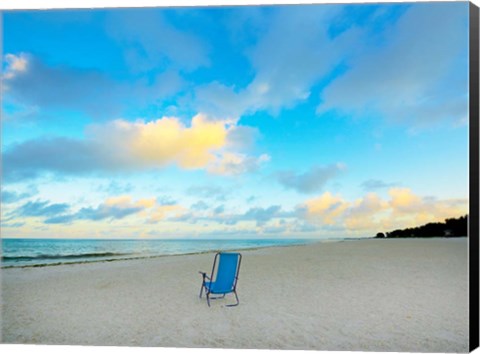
<box><xmin>199</xmin><ymin>252</ymin><xmax>242</xmax><ymax>307</ymax></box>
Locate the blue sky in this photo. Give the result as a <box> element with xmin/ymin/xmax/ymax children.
<box><xmin>1</xmin><ymin>2</ymin><xmax>470</xmax><ymax>239</ymax></box>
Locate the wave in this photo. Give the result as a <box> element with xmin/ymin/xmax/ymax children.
<box><xmin>1</xmin><ymin>239</ymin><xmax>316</xmax><ymax>268</ymax></box>
<box><xmin>2</xmin><ymin>252</ymin><xmax>132</xmax><ymax>262</ymax></box>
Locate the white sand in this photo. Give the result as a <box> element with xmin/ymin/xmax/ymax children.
<box><xmin>0</xmin><ymin>238</ymin><xmax>469</xmax><ymax>352</ymax></box>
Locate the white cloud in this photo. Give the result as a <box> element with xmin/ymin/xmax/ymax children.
<box><xmin>360</xmin><ymin>179</ymin><xmax>397</xmax><ymax>191</ymax></box>
<box><xmin>194</xmin><ymin>6</ymin><xmax>348</xmax><ymax>119</ymax></box>
<box><xmin>106</xmin><ymin>10</ymin><xmax>209</xmax><ymax>73</ymax></box>
<box><xmin>2</xmin><ymin>53</ymin><xmax>120</xmax><ymax>117</ymax></box>
<box><xmin>2</xmin><ymin>53</ymin><xmax>185</xmax><ymax>119</ymax></box>
<box><xmin>276</xmin><ymin>163</ymin><xmax>346</xmax><ymax>194</ymax></box>
<box><xmin>317</xmin><ymin>3</ymin><xmax>468</xmax><ymax>127</ymax></box>
<box><xmin>195</xmin><ymin>3</ymin><xmax>467</xmax><ymax>129</ymax></box>
<box><xmin>207</xmin><ymin>152</ymin><xmax>270</xmax><ymax>176</ymax></box>
<box><xmin>3</xmin><ymin>53</ymin><xmax>28</xmax><ymax>80</ymax></box>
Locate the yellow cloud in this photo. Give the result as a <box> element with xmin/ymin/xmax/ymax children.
<box><xmin>387</xmin><ymin>187</ymin><xmax>467</xmax><ymax>226</ymax></box>
<box><xmin>85</xmin><ymin>114</ymin><xmax>266</xmax><ymax>175</ymax></box>
<box><xmin>388</xmin><ymin>187</ymin><xmax>422</xmax><ymax>212</ymax></box>
<box><xmin>135</xmin><ymin>198</ymin><xmax>157</xmax><ymax>209</ymax></box>
<box><xmin>131</xmin><ymin>114</ymin><xmax>227</xmax><ymax>169</ymax></box>
<box><xmin>103</xmin><ymin>195</ymin><xmax>156</xmax><ymax>214</ymax></box>
<box><xmin>344</xmin><ymin>193</ymin><xmax>389</xmax><ymax>230</ymax></box>
<box><xmin>148</xmin><ymin>205</ymin><xmax>186</xmax><ymax>223</ymax></box>
<box><xmin>304</xmin><ymin>192</ymin><xmax>349</xmax><ymax>225</ymax></box>
<box><xmin>301</xmin><ymin>188</ymin><xmax>467</xmax><ymax>233</ymax></box>
<box><xmin>104</xmin><ymin>195</ymin><xmax>134</xmax><ymax>207</ymax></box>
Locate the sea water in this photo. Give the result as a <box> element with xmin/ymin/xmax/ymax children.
<box><xmin>1</xmin><ymin>238</ymin><xmax>315</xmax><ymax>268</ymax></box>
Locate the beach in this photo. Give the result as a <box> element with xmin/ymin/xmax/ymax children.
<box><xmin>0</xmin><ymin>238</ymin><xmax>469</xmax><ymax>352</ymax></box>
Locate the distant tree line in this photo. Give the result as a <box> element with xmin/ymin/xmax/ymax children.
<box><xmin>375</xmin><ymin>215</ymin><xmax>468</xmax><ymax>238</ymax></box>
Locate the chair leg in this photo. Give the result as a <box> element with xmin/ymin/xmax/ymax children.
<box><xmin>206</xmin><ymin>292</ymin><xmax>211</xmax><ymax>307</ymax></box>
<box><xmin>199</xmin><ymin>282</ymin><xmax>204</xmax><ymax>298</ymax></box>
<box><xmin>226</xmin><ymin>291</ymin><xmax>239</xmax><ymax>307</ymax></box>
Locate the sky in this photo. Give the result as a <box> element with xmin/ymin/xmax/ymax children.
<box><xmin>0</xmin><ymin>2</ymin><xmax>470</xmax><ymax>239</ymax></box>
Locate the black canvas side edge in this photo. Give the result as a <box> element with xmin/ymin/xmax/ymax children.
<box><xmin>470</xmin><ymin>2</ymin><xmax>480</xmax><ymax>352</ymax></box>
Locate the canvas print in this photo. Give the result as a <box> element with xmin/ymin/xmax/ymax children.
<box><xmin>1</xmin><ymin>1</ymin><xmax>477</xmax><ymax>352</ymax></box>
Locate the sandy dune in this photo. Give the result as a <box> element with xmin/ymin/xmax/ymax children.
<box><xmin>1</xmin><ymin>238</ymin><xmax>469</xmax><ymax>352</ymax></box>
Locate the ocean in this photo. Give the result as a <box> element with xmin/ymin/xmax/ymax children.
<box><xmin>1</xmin><ymin>238</ymin><xmax>316</xmax><ymax>268</ymax></box>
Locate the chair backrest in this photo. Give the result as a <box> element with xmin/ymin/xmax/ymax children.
<box><xmin>211</xmin><ymin>252</ymin><xmax>242</xmax><ymax>292</ymax></box>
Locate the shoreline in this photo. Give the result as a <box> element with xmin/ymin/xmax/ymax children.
<box><xmin>1</xmin><ymin>236</ymin><xmax>466</xmax><ymax>269</ymax></box>
<box><xmin>1</xmin><ymin>238</ymin><xmax>323</xmax><ymax>269</ymax></box>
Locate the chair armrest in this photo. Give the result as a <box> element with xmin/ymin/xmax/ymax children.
<box><xmin>198</xmin><ymin>271</ymin><xmax>211</xmax><ymax>280</ymax></box>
